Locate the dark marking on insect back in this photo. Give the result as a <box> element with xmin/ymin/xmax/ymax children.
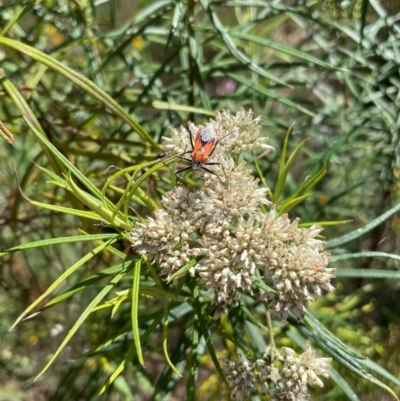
<box><xmin>198</xmin><ymin>124</ymin><xmax>216</xmax><ymax>145</ymax></box>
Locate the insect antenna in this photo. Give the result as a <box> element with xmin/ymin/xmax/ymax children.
<box><xmin>207</xmin><ymin>128</ymin><xmax>238</xmax><ymax>158</ymax></box>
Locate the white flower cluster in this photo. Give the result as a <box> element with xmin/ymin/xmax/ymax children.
<box><xmin>163</xmin><ymin>108</ymin><xmax>272</xmax><ymax>158</ymax></box>
<box><xmin>130</xmin><ymin>108</ymin><xmax>335</xmax><ymax>320</ymax></box>
<box><xmin>221</xmin><ymin>346</ymin><xmax>331</xmax><ymax>401</ymax></box>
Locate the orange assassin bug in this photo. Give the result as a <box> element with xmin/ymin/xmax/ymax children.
<box><xmin>176</xmin><ymin>123</ymin><xmax>237</xmax><ymax>184</ymax></box>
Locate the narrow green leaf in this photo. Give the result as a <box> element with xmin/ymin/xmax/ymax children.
<box><xmin>163</xmin><ymin>301</ymin><xmax>183</xmax><ymax>377</ymax></box>
<box><xmin>292</xmin><ymin>163</ymin><xmax>328</xmax><ymax>200</ymax></box>
<box><xmin>131</xmin><ymin>257</ymin><xmax>144</xmax><ymax>366</ymax></box>
<box><xmin>100</xmin><ymin>311</ymin><xmax>165</xmax><ymax>394</ymax></box>
<box><xmin>102</xmin><ymin>160</ymin><xmax>163</xmax><ymax>218</ymax></box>
<box><xmin>152</xmin><ymin>101</ymin><xmax>214</xmax><ymax>115</ymax></box>
<box><xmin>30</xmin><ymin>200</ymin><xmax>103</xmax><ymax>221</ymax></box>
<box><xmin>200</xmin><ymin>0</ymin><xmax>289</xmax><ymax>88</ymax></box>
<box><xmin>299</xmin><ymin>220</ymin><xmax>353</xmax><ymax>228</ymax></box>
<box><xmin>101</xmin><ymin>343</ymin><xmax>137</xmax><ymax>395</ymax></box>
<box><xmin>332</xmin><ymin>252</ymin><xmax>400</xmax><ymax>263</ymax></box>
<box><xmin>280</xmin><ymin>125</ymin><xmax>292</xmax><ymax>175</ymax></box>
<box><xmin>335</xmin><ymin>269</ymin><xmax>400</xmax><ymax>279</ymax></box>
<box><xmin>1</xmin><ymin>72</ymin><xmax>62</xmax><ymax>171</ymax></box>
<box><xmin>0</xmin><ymin>233</ymin><xmax>118</xmax><ymax>257</ymax></box>
<box><xmin>187</xmin><ymin>324</ymin><xmax>199</xmax><ymax>400</ymax></box>
<box><xmin>0</xmin><ymin>4</ymin><xmax>28</xmax><ymax>36</ymax></box>
<box><xmin>329</xmin><ymin>366</ymin><xmax>361</xmax><ymax>401</ymax></box>
<box><xmin>43</xmin><ymin>263</ymin><xmax>129</xmax><ymax>308</ymax></box>
<box><xmin>226</xmin><ymin>72</ymin><xmax>316</xmax><ymax>116</ymax></box>
<box><xmin>10</xmin><ymin>238</ymin><xmax>118</xmax><ymax>330</ymax></box>
<box><xmin>244</xmin><ymin>320</ymin><xmax>268</xmax><ymax>355</ymax></box>
<box><xmin>278</xmin><ymin>193</ymin><xmax>314</xmax><ymax>214</ymax></box>
<box><xmin>165</xmin><ymin>1</ymin><xmax>183</xmax><ymax>50</ymax></box>
<box><xmin>0</xmin><ymin>120</ymin><xmax>14</xmax><ymax>144</ymax></box>
<box><xmin>232</xmin><ymin>32</ymin><xmax>343</xmax><ymax>70</ymax></box>
<box><xmin>123</xmin><ymin>154</ymin><xmax>181</xmax><ymax>217</ymax></box>
<box><xmin>167</xmin><ymin>259</ymin><xmax>197</xmax><ymax>283</ymax></box>
<box><xmin>360</xmin><ymin>358</ymin><xmax>400</xmax><ymax>388</ymax></box>
<box><xmin>192</xmin><ymin>284</ymin><xmax>227</xmax><ymax>385</ymax></box>
<box><xmin>0</xmin><ymin>37</ymin><xmax>161</xmax><ymax>149</ymax></box>
<box><xmin>326</xmin><ymin>202</ymin><xmax>400</xmax><ymax>249</ymax></box>
<box><xmin>66</xmin><ymin>175</ymin><xmax>130</xmax><ymax>230</ymax></box>
<box><xmin>273</xmin><ymin>138</ymin><xmax>309</xmax><ymax>203</ymax></box>
<box><xmin>24</xmin><ymin>118</ymin><xmax>123</xmax><ymax>218</ymax></box>
<box><xmin>36</xmin><ymin>263</ymin><xmax>129</xmax><ymax>379</ymax></box>
<box><xmin>304</xmin><ymin>311</ymin><xmax>364</xmax><ymax>359</ymax></box>
<box><xmin>252</xmin><ymin>151</ymin><xmax>269</xmax><ymax>189</ymax></box>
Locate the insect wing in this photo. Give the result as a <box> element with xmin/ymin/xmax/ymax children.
<box><xmin>192</xmin><ymin>124</ymin><xmax>217</xmax><ymax>163</ymax></box>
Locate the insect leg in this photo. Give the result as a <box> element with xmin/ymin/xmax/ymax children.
<box><xmin>204</xmin><ymin>161</ymin><xmax>226</xmax><ymax>178</ymax></box>
<box><xmin>201</xmin><ymin>166</ymin><xmax>225</xmax><ymax>186</ymax></box>
<box><xmin>176</xmin><ymin>165</ymin><xmax>193</xmax><ymax>185</ymax></box>
<box><xmin>187</xmin><ymin>127</ymin><xmax>195</xmax><ymax>150</ymax></box>
<box><xmin>179</xmin><ymin>157</ymin><xmax>193</xmax><ymax>163</ymax></box>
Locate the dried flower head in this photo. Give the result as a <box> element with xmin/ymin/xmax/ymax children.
<box><xmin>221</xmin><ymin>346</ymin><xmax>331</xmax><ymax>401</ymax></box>
<box><xmin>163</xmin><ymin>108</ymin><xmax>273</xmax><ymax>157</ymax></box>
<box><xmin>130</xmin><ymin>108</ymin><xmax>335</xmax><ymax>320</ymax></box>
<box><xmin>270</xmin><ymin>346</ymin><xmax>331</xmax><ymax>401</ymax></box>
<box><xmin>221</xmin><ymin>353</ymin><xmax>257</xmax><ymax>401</ymax></box>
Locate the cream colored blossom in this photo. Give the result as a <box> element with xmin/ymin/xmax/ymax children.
<box><xmin>221</xmin><ymin>346</ymin><xmax>331</xmax><ymax>400</ymax></box>
<box><xmin>220</xmin><ymin>354</ymin><xmax>258</xmax><ymax>401</ymax></box>
<box><xmin>130</xmin><ymin>209</ymin><xmax>195</xmax><ymax>280</ymax></box>
<box><xmin>162</xmin><ymin>108</ymin><xmax>273</xmax><ymax>186</ymax></box>
<box><xmin>130</xmin><ymin>108</ymin><xmax>334</xmax><ymax>320</ymax></box>
<box><xmin>270</xmin><ymin>346</ymin><xmax>331</xmax><ymax>401</ymax></box>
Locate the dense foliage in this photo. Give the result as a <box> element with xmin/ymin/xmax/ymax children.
<box><xmin>0</xmin><ymin>0</ymin><xmax>399</xmax><ymax>400</ymax></box>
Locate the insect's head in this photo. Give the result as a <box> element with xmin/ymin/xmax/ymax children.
<box><xmin>191</xmin><ymin>159</ymin><xmax>202</xmax><ymax>170</ymax></box>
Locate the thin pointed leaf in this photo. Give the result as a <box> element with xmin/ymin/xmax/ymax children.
<box><xmin>299</xmin><ymin>220</ymin><xmax>353</xmax><ymax>228</ymax></box>
<box><xmin>1</xmin><ymin>72</ymin><xmax>62</xmax><ymax>170</ymax></box>
<box><xmin>165</xmin><ymin>1</ymin><xmax>183</xmax><ymax>50</ymax></box>
<box><xmin>0</xmin><ymin>37</ymin><xmax>160</xmax><ymax>149</ymax></box>
<box><xmin>43</xmin><ymin>263</ymin><xmax>129</xmax><ymax>308</ymax></box>
<box><xmin>278</xmin><ymin>193</ymin><xmax>314</xmax><ymax>214</ymax></box>
<box><xmin>132</xmin><ymin>257</ymin><xmax>144</xmax><ymax>366</ymax></box>
<box><xmin>123</xmin><ymin>154</ymin><xmax>181</xmax><ymax>217</ymax></box>
<box><xmin>335</xmin><ymin>269</ymin><xmax>400</xmax><ymax>279</ymax></box>
<box><xmin>163</xmin><ymin>302</ymin><xmax>183</xmax><ymax>377</ymax></box>
<box><xmin>10</xmin><ymin>238</ymin><xmax>118</xmax><ymax>330</ymax></box>
<box><xmin>36</xmin><ymin>263</ymin><xmax>130</xmax><ymax>379</ymax></box>
<box><xmin>332</xmin><ymin>252</ymin><xmax>400</xmax><ymax>263</ymax></box>
<box><xmin>167</xmin><ymin>259</ymin><xmax>197</xmax><ymax>283</ymax></box>
<box><xmin>0</xmin><ymin>120</ymin><xmax>14</xmax><ymax>144</ymax></box>
<box><xmin>100</xmin><ymin>311</ymin><xmax>165</xmax><ymax>394</ymax></box>
<box><xmin>329</xmin><ymin>366</ymin><xmax>360</xmax><ymax>401</ymax></box>
<box><xmin>101</xmin><ymin>343</ymin><xmax>137</xmax><ymax>395</ymax></box>
<box><xmin>152</xmin><ymin>101</ymin><xmax>214</xmax><ymax>116</ymax></box>
<box><xmin>232</xmin><ymin>32</ymin><xmax>343</xmax><ymax>70</ymax></box>
<box><xmin>192</xmin><ymin>285</ymin><xmax>227</xmax><ymax>385</ymax></box>
<box><xmin>24</xmin><ymin>118</ymin><xmax>124</xmax><ymax>218</ymax></box>
<box><xmin>0</xmin><ymin>233</ymin><xmax>118</xmax><ymax>257</ymax></box>
<box><xmin>200</xmin><ymin>0</ymin><xmax>289</xmax><ymax>88</ymax></box>
<box><xmin>359</xmin><ymin>0</ymin><xmax>369</xmax><ymax>40</ymax></box>
<box><xmin>225</xmin><ymin>72</ymin><xmax>315</xmax><ymax>116</ymax></box>
<box><xmin>273</xmin><ymin>138</ymin><xmax>309</xmax><ymax>203</ymax></box>
<box><xmin>291</xmin><ymin>163</ymin><xmax>329</xmax><ymax>200</ymax></box>
<box><xmin>326</xmin><ymin>202</ymin><xmax>400</xmax><ymax>249</ymax></box>
<box><xmin>30</xmin><ymin>200</ymin><xmax>103</xmax><ymax>221</ymax></box>
<box><xmin>360</xmin><ymin>358</ymin><xmax>400</xmax><ymax>388</ymax></box>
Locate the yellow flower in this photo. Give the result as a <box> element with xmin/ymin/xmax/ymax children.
<box><xmin>46</xmin><ymin>24</ymin><xmax>64</xmax><ymax>46</ymax></box>
<box><xmin>132</xmin><ymin>36</ymin><xmax>144</xmax><ymax>50</ymax></box>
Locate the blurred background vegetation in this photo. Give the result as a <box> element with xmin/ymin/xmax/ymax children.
<box><xmin>0</xmin><ymin>0</ymin><xmax>399</xmax><ymax>400</ymax></box>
